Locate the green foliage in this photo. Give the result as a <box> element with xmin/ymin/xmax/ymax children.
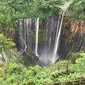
<box><xmin>0</xmin><ymin>54</ymin><xmax>81</xmax><ymax>84</ymax></box>
<box><xmin>0</xmin><ymin>53</ymin><xmax>85</xmax><ymax>85</ymax></box>
<box><xmin>0</xmin><ymin>33</ymin><xmax>15</xmax><ymax>52</ymax></box>
<box><xmin>0</xmin><ymin>0</ymin><xmax>60</xmax><ymax>21</ymax></box>
<box><xmin>67</xmin><ymin>0</ymin><xmax>85</xmax><ymax>19</ymax></box>
<box><xmin>0</xmin><ymin>0</ymin><xmax>84</xmax><ymax>29</ymax></box>
<box><xmin>68</xmin><ymin>52</ymin><xmax>85</xmax><ymax>63</ymax></box>
<box><xmin>0</xmin><ymin>62</ymin><xmax>52</xmax><ymax>85</ymax></box>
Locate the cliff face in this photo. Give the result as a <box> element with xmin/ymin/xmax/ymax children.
<box><xmin>59</xmin><ymin>19</ymin><xmax>85</xmax><ymax>59</ymax></box>
<box><xmin>15</xmin><ymin>16</ymin><xmax>59</xmax><ymax>65</ymax></box>
<box><xmin>15</xmin><ymin>17</ymin><xmax>85</xmax><ymax>65</ymax></box>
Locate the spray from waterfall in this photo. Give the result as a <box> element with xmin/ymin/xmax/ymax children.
<box><xmin>35</xmin><ymin>18</ymin><xmax>39</xmax><ymax>57</ymax></box>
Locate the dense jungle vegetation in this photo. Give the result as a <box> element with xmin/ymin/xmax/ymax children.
<box><xmin>0</xmin><ymin>0</ymin><xmax>85</xmax><ymax>85</ymax></box>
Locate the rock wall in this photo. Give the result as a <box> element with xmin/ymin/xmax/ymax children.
<box><xmin>15</xmin><ymin>17</ymin><xmax>85</xmax><ymax>64</ymax></box>
<box><xmin>59</xmin><ymin>19</ymin><xmax>85</xmax><ymax>59</ymax></box>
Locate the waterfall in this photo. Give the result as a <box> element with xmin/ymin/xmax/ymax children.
<box><xmin>15</xmin><ymin>1</ymin><xmax>73</xmax><ymax>66</ymax></box>
<box><xmin>52</xmin><ymin>12</ymin><xmax>65</xmax><ymax>63</ymax></box>
<box><xmin>51</xmin><ymin>2</ymin><xmax>72</xmax><ymax>63</ymax></box>
<box><xmin>35</xmin><ymin>18</ymin><xmax>39</xmax><ymax>57</ymax></box>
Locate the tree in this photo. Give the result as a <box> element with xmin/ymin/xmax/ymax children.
<box><xmin>0</xmin><ymin>0</ymin><xmax>85</xmax><ymax>31</ymax></box>
<box><xmin>67</xmin><ymin>0</ymin><xmax>85</xmax><ymax>19</ymax></box>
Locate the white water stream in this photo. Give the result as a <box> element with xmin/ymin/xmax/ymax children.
<box><xmin>52</xmin><ymin>12</ymin><xmax>65</xmax><ymax>63</ymax></box>
<box><xmin>35</xmin><ymin>18</ymin><xmax>39</xmax><ymax>57</ymax></box>
<box><xmin>51</xmin><ymin>2</ymin><xmax>72</xmax><ymax>63</ymax></box>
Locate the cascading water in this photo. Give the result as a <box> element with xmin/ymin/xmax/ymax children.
<box><xmin>51</xmin><ymin>2</ymin><xmax>72</xmax><ymax>63</ymax></box>
<box><xmin>52</xmin><ymin>12</ymin><xmax>65</xmax><ymax>63</ymax></box>
<box><xmin>35</xmin><ymin>18</ymin><xmax>39</xmax><ymax>57</ymax></box>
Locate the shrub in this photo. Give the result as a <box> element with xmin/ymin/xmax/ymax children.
<box><xmin>0</xmin><ymin>33</ymin><xmax>15</xmax><ymax>52</ymax></box>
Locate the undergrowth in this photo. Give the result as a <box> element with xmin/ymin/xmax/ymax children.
<box><xmin>0</xmin><ymin>52</ymin><xmax>85</xmax><ymax>85</ymax></box>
